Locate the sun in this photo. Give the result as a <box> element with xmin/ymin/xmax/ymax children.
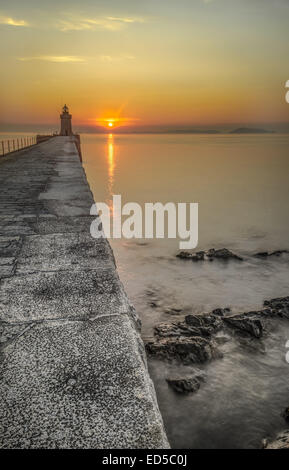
<box><xmin>108</xmin><ymin>122</ymin><xmax>114</xmax><ymax>128</ymax></box>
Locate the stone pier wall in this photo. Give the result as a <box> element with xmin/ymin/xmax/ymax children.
<box><xmin>0</xmin><ymin>136</ymin><xmax>169</xmax><ymax>449</ymax></box>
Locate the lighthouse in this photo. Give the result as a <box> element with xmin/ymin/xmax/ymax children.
<box><xmin>60</xmin><ymin>104</ymin><xmax>73</xmax><ymax>136</ymax></box>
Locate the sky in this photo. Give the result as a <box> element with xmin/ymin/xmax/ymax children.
<box><xmin>0</xmin><ymin>0</ymin><xmax>289</xmax><ymax>131</ymax></box>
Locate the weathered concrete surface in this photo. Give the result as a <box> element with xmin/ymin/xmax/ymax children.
<box><xmin>0</xmin><ymin>136</ymin><xmax>169</xmax><ymax>449</ymax></box>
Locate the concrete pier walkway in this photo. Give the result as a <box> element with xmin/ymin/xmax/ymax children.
<box><xmin>0</xmin><ymin>136</ymin><xmax>168</xmax><ymax>449</ymax></box>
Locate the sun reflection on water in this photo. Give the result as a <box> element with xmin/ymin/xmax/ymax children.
<box><xmin>107</xmin><ymin>133</ymin><xmax>115</xmax><ymax>214</ymax></box>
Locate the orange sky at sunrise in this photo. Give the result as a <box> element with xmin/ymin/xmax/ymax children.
<box><xmin>1</xmin><ymin>0</ymin><xmax>289</xmax><ymax>131</ymax></box>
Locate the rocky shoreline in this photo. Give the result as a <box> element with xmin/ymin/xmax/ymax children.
<box><xmin>146</xmin><ymin>247</ymin><xmax>289</xmax><ymax>449</ymax></box>
<box><xmin>263</xmin><ymin>431</ymin><xmax>289</xmax><ymax>449</ymax></box>
<box><xmin>176</xmin><ymin>247</ymin><xmax>289</xmax><ymax>262</ymax></box>
<box><xmin>146</xmin><ymin>296</ymin><xmax>289</xmax><ymax>364</ymax></box>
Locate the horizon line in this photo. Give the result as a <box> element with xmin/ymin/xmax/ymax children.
<box><xmin>1</xmin><ymin>122</ymin><xmax>289</xmax><ymax>131</ymax></box>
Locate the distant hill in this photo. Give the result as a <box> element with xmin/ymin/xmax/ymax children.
<box><xmin>80</xmin><ymin>126</ymin><xmax>221</xmax><ymax>134</ymax></box>
<box><xmin>230</xmin><ymin>127</ymin><xmax>275</xmax><ymax>134</ymax></box>
<box><xmin>164</xmin><ymin>129</ymin><xmax>220</xmax><ymax>134</ymax></box>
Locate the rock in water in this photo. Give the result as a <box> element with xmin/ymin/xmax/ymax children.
<box><xmin>166</xmin><ymin>373</ymin><xmax>205</xmax><ymax>394</ymax></box>
<box><xmin>212</xmin><ymin>307</ymin><xmax>231</xmax><ymax>317</ymax></box>
<box><xmin>254</xmin><ymin>252</ymin><xmax>270</xmax><ymax>258</ymax></box>
<box><xmin>176</xmin><ymin>248</ymin><xmax>243</xmax><ymax>262</ymax></box>
<box><xmin>145</xmin><ymin>336</ymin><xmax>221</xmax><ymax>365</ymax></box>
<box><xmin>206</xmin><ymin>248</ymin><xmax>243</xmax><ymax>261</ymax></box>
<box><xmin>254</xmin><ymin>249</ymin><xmax>289</xmax><ymax>258</ymax></box>
<box><xmin>185</xmin><ymin>313</ymin><xmax>223</xmax><ymax>333</ymax></box>
<box><xmin>263</xmin><ymin>296</ymin><xmax>289</xmax><ymax>319</ymax></box>
<box><xmin>282</xmin><ymin>407</ymin><xmax>289</xmax><ymax>423</ymax></box>
<box><xmin>154</xmin><ymin>321</ymin><xmax>211</xmax><ymax>338</ymax></box>
<box><xmin>223</xmin><ymin>314</ymin><xmax>263</xmax><ymax>338</ymax></box>
<box><xmin>263</xmin><ymin>431</ymin><xmax>289</xmax><ymax>449</ymax></box>
<box><xmin>176</xmin><ymin>251</ymin><xmax>205</xmax><ymax>261</ymax></box>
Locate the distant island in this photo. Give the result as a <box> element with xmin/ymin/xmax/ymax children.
<box><xmin>157</xmin><ymin>129</ymin><xmax>220</xmax><ymax>134</ymax></box>
<box><xmin>77</xmin><ymin>126</ymin><xmax>277</xmax><ymax>135</ymax></box>
<box><xmin>230</xmin><ymin>127</ymin><xmax>275</xmax><ymax>134</ymax></box>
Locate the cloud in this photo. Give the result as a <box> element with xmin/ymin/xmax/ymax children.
<box><xmin>100</xmin><ymin>54</ymin><xmax>135</xmax><ymax>62</ymax></box>
<box><xmin>18</xmin><ymin>55</ymin><xmax>86</xmax><ymax>63</ymax></box>
<box><xmin>57</xmin><ymin>16</ymin><xmax>145</xmax><ymax>32</ymax></box>
<box><xmin>18</xmin><ymin>55</ymin><xmax>135</xmax><ymax>64</ymax></box>
<box><xmin>106</xmin><ymin>17</ymin><xmax>144</xmax><ymax>24</ymax></box>
<box><xmin>0</xmin><ymin>15</ymin><xmax>28</xmax><ymax>27</ymax></box>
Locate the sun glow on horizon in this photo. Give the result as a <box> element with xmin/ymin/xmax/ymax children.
<box><xmin>97</xmin><ymin>118</ymin><xmax>119</xmax><ymax>129</ymax></box>
<box><xmin>95</xmin><ymin>116</ymin><xmax>139</xmax><ymax>129</ymax></box>
<box><xmin>1</xmin><ymin>2</ymin><xmax>289</xmax><ymax>128</ymax></box>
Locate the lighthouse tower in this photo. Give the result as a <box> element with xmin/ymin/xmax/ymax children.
<box><xmin>60</xmin><ymin>104</ymin><xmax>73</xmax><ymax>136</ymax></box>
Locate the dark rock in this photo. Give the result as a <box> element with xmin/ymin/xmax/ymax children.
<box><xmin>146</xmin><ymin>336</ymin><xmax>221</xmax><ymax>365</ymax></box>
<box><xmin>263</xmin><ymin>297</ymin><xmax>289</xmax><ymax>319</ymax></box>
<box><xmin>254</xmin><ymin>250</ymin><xmax>289</xmax><ymax>258</ymax></box>
<box><xmin>154</xmin><ymin>321</ymin><xmax>211</xmax><ymax>339</ymax></box>
<box><xmin>177</xmin><ymin>248</ymin><xmax>243</xmax><ymax>262</ymax></box>
<box><xmin>184</xmin><ymin>315</ymin><xmax>203</xmax><ymax>328</ymax></box>
<box><xmin>254</xmin><ymin>252</ymin><xmax>269</xmax><ymax>258</ymax></box>
<box><xmin>207</xmin><ymin>248</ymin><xmax>243</xmax><ymax>261</ymax></box>
<box><xmin>176</xmin><ymin>251</ymin><xmax>194</xmax><ymax>260</ymax></box>
<box><xmin>282</xmin><ymin>407</ymin><xmax>289</xmax><ymax>423</ymax></box>
<box><xmin>272</xmin><ymin>250</ymin><xmax>289</xmax><ymax>256</ymax></box>
<box><xmin>263</xmin><ymin>431</ymin><xmax>289</xmax><ymax>449</ymax></box>
<box><xmin>176</xmin><ymin>251</ymin><xmax>205</xmax><ymax>261</ymax></box>
<box><xmin>166</xmin><ymin>373</ymin><xmax>205</xmax><ymax>394</ymax></box>
<box><xmin>149</xmin><ymin>295</ymin><xmax>289</xmax><ymax>367</ymax></box>
<box><xmin>190</xmin><ymin>251</ymin><xmax>205</xmax><ymax>261</ymax></box>
<box><xmin>212</xmin><ymin>308</ymin><xmax>231</xmax><ymax>317</ymax></box>
<box><xmin>212</xmin><ymin>308</ymin><xmax>224</xmax><ymax>316</ymax></box>
<box><xmin>185</xmin><ymin>313</ymin><xmax>223</xmax><ymax>333</ymax></box>
<box><xmin>223</xmin><ymin>314</ymin><xmax>263</xmax><ymax>338</ymax></box>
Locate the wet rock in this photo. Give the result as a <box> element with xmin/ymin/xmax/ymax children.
<box><xmin>184</xmin><ymin>314</ymin><xmax>203</xmax><ymax>328</ymax></box>
<box><xmin>223</xmin><ymin>314</ymin><xmax>263</xmax><ymax>339</ymax></box>
<box><xmin>190</xmin><ymin>251</ymin><xmax>205</xmax><ymax>261</ymax></box>
<box><xmin>148</xmin><ymin>295</ymin><xmax>289</xmax><ymax>367</ymax></box>
<box><xmin>154</xmin><ymin>321</ymin><xmax>211</xmax><ymax>339</ymax></box>
<box><xmin>282</xmin><ymin>407</ymin><xmax>289</xmax><ymax>423</ymax></box>
<box><xmin>263</xmin><ymin>297</ymin><xmax>289</xmax><ymax>319</ymax></box>
<box><xmin>166</xmin><ymin>372</ymin><xmax>205</xmax><ymax>394</ymax></box>
<box><xmin>254</xmin><ymin>252</ymin><xmax>270</xmax><ymax>258</ymax></box>
<box><xmin>254</xmin><ymin>250</ymin><xmax>289</xmax><ymax>258</ymax></box>
<box><xmin>212</xmin><ymin>307</ymin><xmax>231</xmax><ymax>317</ymax></box>
<box><xmin>185</xmin><ymin>313</ymin><xmax>223</xmax><ymax>333</ymax></box>
<box><xmin>263</xmin><ymin>430</ymin><xmax>289</xmax><ymax>449</ymax></box>
<box><xmin>145</xmin><ymin>336</ymin><xmax>221</xmax><ymax>365</ymax></box>
<box><xmin>206</xmin><ymin>248</ymin><xmax>243</xmax><ymax>261</ymax></box>
<box><xmin>271</xmin><ymin>250</ymin><xmax>289</xmax><ymax>256</ymax></box>
<box><xmin>177</xmin><ymin>248</ymin><xmax>243</xmax><ymax>262</ymax></box>
<box><xmin>177</xmin><ymin>251</ymin><xmax>205</xmax><ymax>261</ymax></box>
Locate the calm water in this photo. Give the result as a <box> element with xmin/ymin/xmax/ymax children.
<box><xmin>4</xmin><ymin>132</ymin><xmax>288</xmax><ymax>448</ymax></box>
<box><xmin>82</xmin><ymin>133</ymin><xmax>289</xmax><ymax>449</ymax></box>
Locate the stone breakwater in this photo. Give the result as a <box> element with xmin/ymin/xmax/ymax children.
<box><xmin>0</xmin><ymin>136</ymin><xmax>169</xmax><ymax>449</ymax></box>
